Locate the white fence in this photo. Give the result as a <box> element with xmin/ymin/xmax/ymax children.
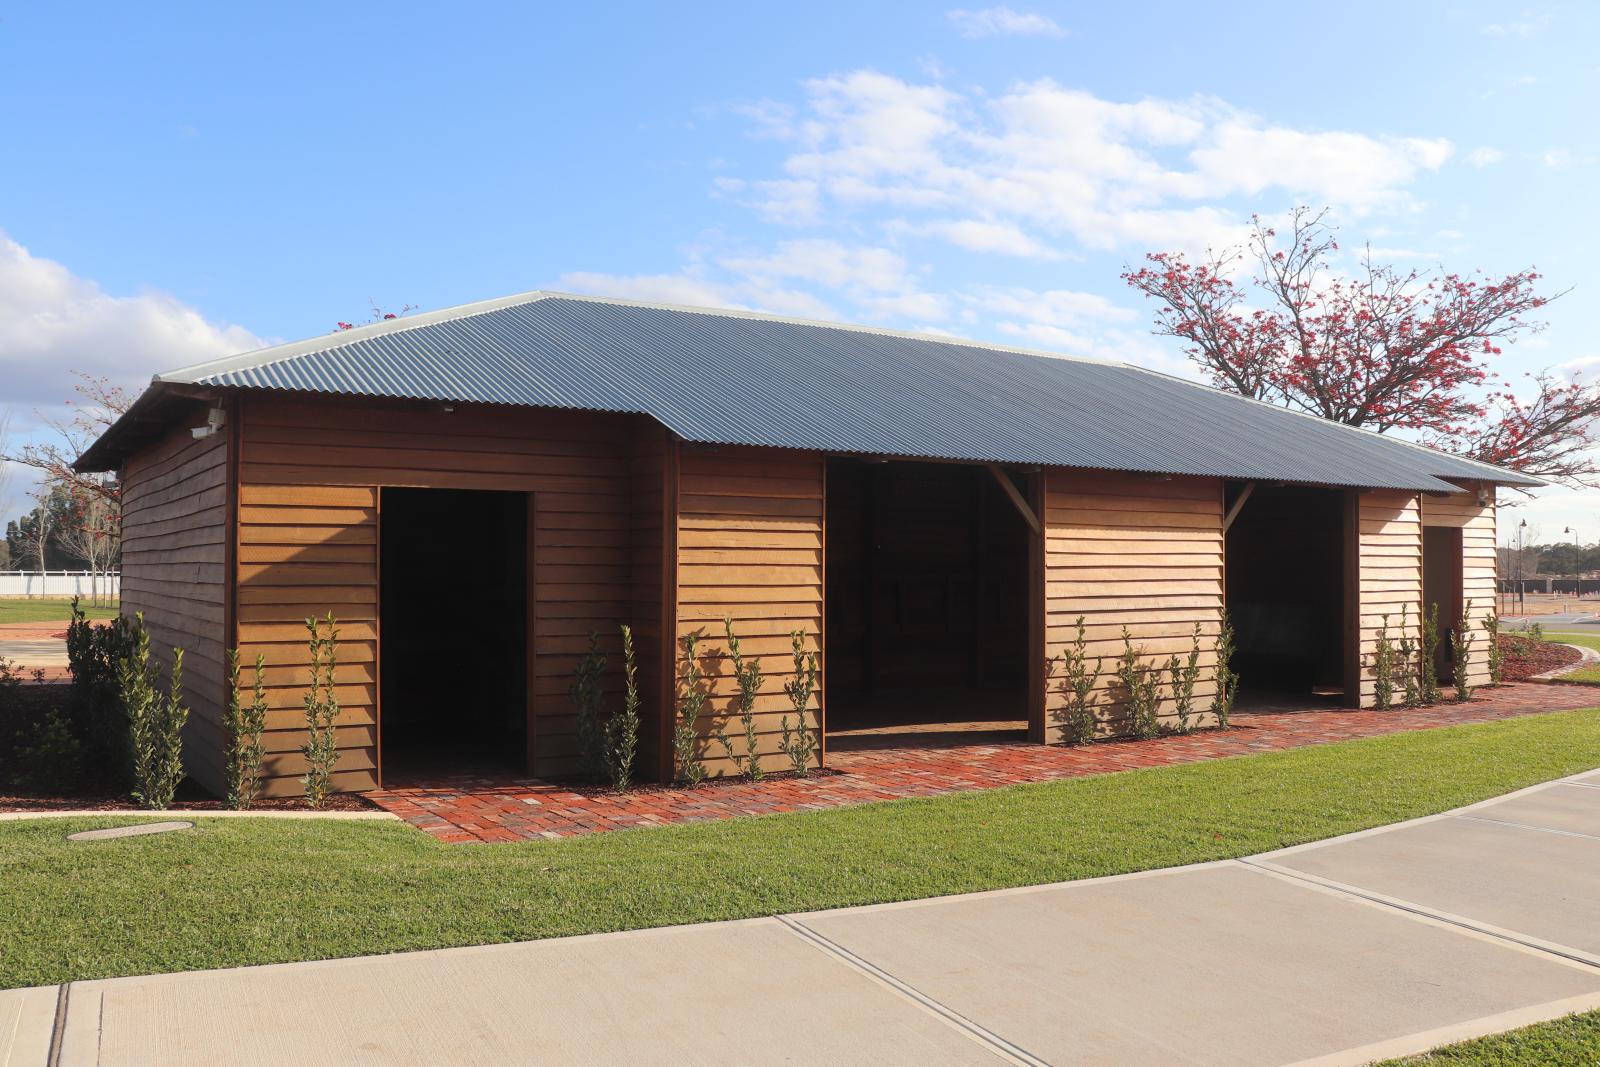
<box><xmin>0</xmin><ymin>571</ymin><xmax>121</xmax><ymax>598</ymax></box>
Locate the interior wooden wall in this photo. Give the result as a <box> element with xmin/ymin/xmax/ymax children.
<box><xmin>232</xmin><ymin>395</ymin><xmax>657</xmax><ymax>795</ymax></box>
<box><xmin>674</xmin><ymin>445</ymin><xmax>824</xmax><ymax>777</ymax></box>
<box><xmin>1042</xmin><ymin>469</ymin><xmax>1224</xmax><ymax>740</ymax></box>
<box><xmin>1420</xmin><ymin>485</ymin><xmax>1496</xmax><ymax>691</ymax></box>
<box><xmin>119</xmin><ymin>419</ymin><xmax>230</xmax><ymax>794</ymax></box>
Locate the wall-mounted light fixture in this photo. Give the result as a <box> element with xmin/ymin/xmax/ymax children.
<box><xmin>190</xmin><ymin>406</ymin><xmax>226</xmax><ymax>440</ymax></box>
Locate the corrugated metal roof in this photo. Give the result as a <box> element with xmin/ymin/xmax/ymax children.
<box><xmin>84</xmin><ymin>291</ymin><xmax>1540</xmax><ymax>492</ymax></box>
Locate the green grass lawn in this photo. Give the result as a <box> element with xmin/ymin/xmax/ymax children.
<box><xmin>1538</xmin><ymin>632</ymin><xmax>1600</xmax><ymax>684</ymax></box>
<box><xmin>0</xmin><ymin>597</ymin><xmax>118</xmax><ymax>625</ymax></box>
<box><xmin>2</xmin><ymin>707</ymin><xmax>1598</xmax><ymax>990</ymax></box>
<box><xmin>1378</xmin><ymin>1011</ymin><xmax>1600</xmax><ymax>1065</ymax></box>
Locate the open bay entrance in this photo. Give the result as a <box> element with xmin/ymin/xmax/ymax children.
<box><xmin>825</xmin><ymin>459</ymin><xmax>1032</xmax><ymax>745</ymax></box>
<box><xmin>1225</xmin><ymin>484</ymin><xmax>1350</xmax><ymax>709</ymax></box>
<box><xmin>378</xmin><ymin>487</ymin><xmax>529</xmax><ymax>778</ymax></box>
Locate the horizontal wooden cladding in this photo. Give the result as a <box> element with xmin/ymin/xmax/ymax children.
<box><xmin>233</xmin><ymin>395</ymin><xmax>663</xmax><ymax>793</ymax></box>
<box><xmin>1356</xmin><ymin>490</ymin><xmax>1422</xmax><ymax>705</ymax></box>
<box><xmin>120</xmin><ymin>425</ymin><xmax>231</xmax><ymax>796</ymax></box>
<box><xmin>1042</xmin><ymin>470</ymin><xmax>1224</xmax><ymax>742</ymax></box>
<box><xmin>677</xmin><ymin>447</ymin><xmax>825</xmax><ymax>775</ymax></box>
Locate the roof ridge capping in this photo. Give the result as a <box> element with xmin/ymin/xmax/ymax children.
<box><xmin>1124</xmin><ymin>363</ymin><xmax>1542</xmax><ymax>488</ymax></box>
<box><xmin>155</xmin><ymin>288</ymin><xmax>1131</xmax><ymax>385</ymax></box>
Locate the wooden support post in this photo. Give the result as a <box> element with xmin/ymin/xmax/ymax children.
<box><xmin>1222</xmin><ymin>481</ymin><xmax>1256</xmax><ymax>534</ymax></box>
<box><xmin>986</xmin><ymin>464</ymin><xmax>1041</xmax><ymax>534</ymax></box>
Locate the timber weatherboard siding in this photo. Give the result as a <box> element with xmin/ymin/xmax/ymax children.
<box><xmin>232</xmin><ymin>394</ymin><xmax>659</xmax><ymax>795</ymax></box>
<box><xmin>1356</xmin><ymin>490</ymin><xmax>1425</xmax><ymax>706</ymax></box>
<box><xmin>1043</xmin><ymin>469</ymin><xmax>1225</xmax><ymax>740</ymax></box>
<box><xmin>119</xmin><ymin>421</ymin><xmax>231</xmax><ymax>795</ymax></box>
<box><xmin>674</xmin><ymin>445</ymin><xmax>825</xmax><ymax>778</ymax></box>
<box><xmin>111</xmin><ymin>390</ymin><xmax>1498</xmax><ymax>799</ymax></box>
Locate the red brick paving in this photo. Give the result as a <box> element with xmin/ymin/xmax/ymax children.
<box><xmin>366</xmin><ymin>683</ymin><xmax>1600</xmax><ymax>844</ymax></box>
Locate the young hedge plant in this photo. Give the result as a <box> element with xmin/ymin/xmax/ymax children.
<box><xmin>224</xmin><ymin>649</ymin><xmax>269</xmax><ymax>810</ymax></box>
<box><xmin>1116</xmin><ymin>627</ymin><xmax>1163</xmax><ymax>741</ymax></box>
<box><xmin>119</xmin><ymin>613</ymin><xmax>189</xmax><ymax>810</ymax></box>
<box><xmin>716</xmin><ymin>617</ymin><xmax>764</xmax><ymax>780</ymax></box>
<box><xmin>1210</xmin><ymin>610</ymin><xmax>1239</xmax><ymax>729</ymax></box>
<box><xmin>1452</xmin><ymin>601</ymin><xmax>1475</xmax><ymax>703</ymax></box>
<box><xmin>1419</xmin><ymin>602</ymin><xmax>1443</xmax><ymax>706</ymax></box>
<box><xmin>674</xmin><ymin>630</ymin><xmax>710</xmax><ymax>787</ymax></box>
<box><xmin>606</xmin><ymin>625</ymin><xmax>641</xmax><ymax>791</ymax></box>
<box><xmin>1398</xmin><ymin>605</ymin><xmax>1421</xmax><ymax>708</ymax></box>
<box><xmin>1372</xmin><ymin>614</ymin><xmax>1396</xmax><ymax>711</ymax></box>
<box><xmin>1481</xmin><ymin>611</ymin><xmax>1504</xmax><ymax>687</ymax></box>
<box><xmin>1166</xmin><ymin>623</ymin><xmax>1203</xmax><ymax>735</ymax></box>
<box><xmin>301</xmin><ymin>613</ymin><xmax>342</xmax><ymax>809</ymax></box>
<box><xmin>780</xmin><ymin>629</ymin><xmax>820</xmax><ymax>777</ymax></box>
<box><xmin>1055</xmin><ymin>615</ymin><xmax>1101</xmax><ymax>745</ymax></box>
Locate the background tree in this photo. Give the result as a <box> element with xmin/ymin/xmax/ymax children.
<box><xmin>1</xmin><ymin>373</ymin><xmax>132</xmax><ymax>584</ymax></box>
<box><xmin>1123</xmin><ymin>207</ymin><xmax>1597</xmax><ymax>485</ymax></box>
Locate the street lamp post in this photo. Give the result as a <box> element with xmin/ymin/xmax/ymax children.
<box><xmin>1567</xmin><ymin>526</ymin><xmax>1582</xmax><ymax>601</ymax></box>
<box><xmin>1518</xmin><ymin>519</ymin><xmax>1528</xmax><ymax>611</ymax></box>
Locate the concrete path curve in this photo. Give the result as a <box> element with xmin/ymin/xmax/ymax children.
<box><xmin>6</xmin><ymin>770</ymin><xmax>1600</xmax><ymax>1066</ymax></box>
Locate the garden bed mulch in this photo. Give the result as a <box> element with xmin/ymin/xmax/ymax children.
<box><xmin>1</xmin><ymin>683</ymin><xmax>376</xmax><ymax>815</ymax></box>
<box><xmin>1500</xmin><ymin>634</ymin><xmax>1584</xmax><ymax>681</ymax></box>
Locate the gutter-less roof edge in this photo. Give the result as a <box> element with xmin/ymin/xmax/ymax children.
<box><xmin>1125</xmin><ymin>364</ymin><xmax>1543</xmax><ymax>489</ymax></box>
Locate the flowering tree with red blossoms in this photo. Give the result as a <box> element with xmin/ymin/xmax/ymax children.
<box><xmin>1123</xmin><ymin>207</ymin><xmax>1599</xmax><ymax>486</ymax></box>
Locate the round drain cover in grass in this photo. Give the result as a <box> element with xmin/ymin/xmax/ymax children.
<box><xmin>67</xmin><ymin>821</ymin><xmax>194</xmax><ymax>842</ymax></box>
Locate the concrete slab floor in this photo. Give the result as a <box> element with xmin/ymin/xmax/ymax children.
<box><xmin>11</xmin><ymin>770</ymin><xmax>1600</xmax><ymax>1067</ymax></box>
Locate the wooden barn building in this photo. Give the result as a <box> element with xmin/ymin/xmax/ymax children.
<box><xmin>76</xmin><ymin>292</ymin><xmax>1537</xmax><ymax>797</ymax></box>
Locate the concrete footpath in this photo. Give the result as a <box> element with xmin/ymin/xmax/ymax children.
<box><xmin>5</xmin><ymin>771</ymin><xmax>1600</xmax><ymax>1066</ymax></box>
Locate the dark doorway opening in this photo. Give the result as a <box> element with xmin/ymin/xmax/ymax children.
<box><xmin>825</xmin><ymin>459</ymin><xmax>1031</xmax><ymax>745</ymax></box>
<box><xmin>379</xmin><ymin>487</ymin><xmax>528</xmax><ymax>778</ymax></box>
<box><xmin>1225</xmin><ymin>484</ymin><xmax>1348</xmax><ymax>708</ymax></box>
<box><xmin>1423</xmin><ymin>525</ymin><xmax>1464</xmax><ymax>684</ymax></box>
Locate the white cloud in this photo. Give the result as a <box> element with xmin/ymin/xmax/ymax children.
<box><xmin>1542</xmin><ymin>147</ymin><xmax>1573</xmax><ymax>169</ymax></box>
<box><xmin>1467</xmin><ymin>146</ymin><xmax>1505</xmax><ymax>167</ymax></box>
<box><xmin>740</xmin><ymin>73</ymin><xmax>1453</xmax><ymax>254</ymax></box>
<box><xmin>722</xmin><ymin>239</ymin><xmax>916</xmax><ymax>293</ymax></box>
<box><xmin>0</xmin><ymin>230</ymin><xmax>260</xmax><ymax>415</ymax></box>
<box><xmin>947</xmin><ymin>7</ymin><xmax>1065</xmax><ymax>38</ymax></box>
<box><xmin>1482</xmin><ymin>13</ymin><xmax>1551</xmax><ymax>38</ymax></box>
<box><xmin>897</xmin><ymin>218</ymin><xmax>1060</xmax><ymax>258</ymax></box>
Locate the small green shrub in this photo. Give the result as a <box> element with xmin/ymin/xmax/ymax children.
<box><xmin>1529</xmin><ymin>621</ymin><xmax>1545</xmax><ymax>642</ymax></box>
<box><xmin>1055</xmin><ymin>615</ymin><xmax>1101</xmax><ymax>745</ymax></box>
<box><xmin>780</xmin><ymin>630</ymin><xmax>820</xmax><ymax>777</ymax></box>
<box><xmin>11</xmin><ymin>708</ymin><xmax>83</xmax><ymax>793</ymax></box>
<box><xmin>120</xmin><ymin>615</ymin><xmax>188</xmax><ymax>810</ymax></box>
<box><xmin>1166</xmin><ymin>623</ymin><xmax>1203</xmax><ymax>735</ymax></box>
<box><xmin>569</xmin><ymin>632</ymin><xmax>608</xmax><ymax>781</ymax></box>
<box><xmin>605</xmin><ymin>625</ymin><xmax>640</xmax><ymax>791</ymax></box>
<box><xmin>1452</xmin><ymin>601</ymin><xmax>1475</xmax><ymax>703</ymax></box>
<box><xmin>66</xmin><ymin>598</ymin><xmax>138</xmax><ymax>779</ymax></box>
<box><xmin>1116</xmin><ymin>627</ymin><xmax>1163</xmax><ymax>740</ymax></box>
<box><xmin>1398</xmin><ymin>605</ymin><xmax>1421</xmax><ymax>707</ymax></box>
<box><xmin>224</xmin><ymin>649</ymin><xmax>269</xmax><ymax>810</ymax></box>
<box><xmin>1372</xmin><ymin>614</ymin><xmax>1396</xmax><ymax>710</ymax></box>
<box><xmin>1419</xmin><ymin>602</ymin><xmax>1442</xmax><ymax>705</ymax></box>
<box><xmin>1210</xmin><ymin>610</ymin><xmax>1238</xmax><ymax>729</ymax></box>
<box><xmin>300</xmin><ymin>613</ymin><xmax>342</xmax><ymax>809</ymax></box>
<box><xmin>716</xmin><ymin>617</ymin><xmax>764</xmax><ymax>780</ymax></box>
<box><xmin>1481</xmin><ymin>611</ymin><xmax>1503</xmax><ymax>686</ymax></box>
<box><xmin>674</xmin><ymin>630</ymin><xmax>710</xmax><ymax>786</ymax></box>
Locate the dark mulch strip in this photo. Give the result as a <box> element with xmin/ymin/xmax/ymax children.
<box><xmin>0</xmin><ymin>790</ymin><xmax>377</xmax><ymax>814</ymax></box>
<box><xmin>2</xmin><ymin>683</ymin><xmax>376</xmax><ymax>814</ymax></box>
<box><xmin>1501</xmin><ymin>634</ymin><xmax>1584</xmax><ymax>681</ymax></box>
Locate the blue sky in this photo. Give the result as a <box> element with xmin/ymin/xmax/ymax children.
<box><xmin>2</xmin><ymin>1</ymin><xmax>1596</xmax><ymax>540</ymax></box>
